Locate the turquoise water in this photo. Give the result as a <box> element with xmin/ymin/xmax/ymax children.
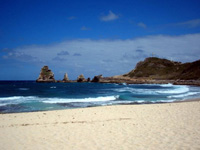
<box><xmin>0</xmin><ymin>81</ymin><xmax>200</xmax><ymax>113</ymax></box>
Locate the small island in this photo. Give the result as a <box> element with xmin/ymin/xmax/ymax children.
<box><xmin>36</xmin><ymin>57</ymin><xmax>200</xmax><ymax>86</ymax></box>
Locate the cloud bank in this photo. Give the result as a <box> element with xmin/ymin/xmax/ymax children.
<box><xmin>2</xmin><ymin>33</ymin><xmax>200</xmax><ymax>79</ymax></box>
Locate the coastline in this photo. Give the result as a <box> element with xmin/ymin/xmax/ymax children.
<box><xmin>0</xmin><ymin>99</ymin><xmax>200</xmax><ymax>150</ymax></box>
<box><xmin>36</xmin><ymin>57</ymin><xmax>200</xmax><ymax>86</ymax></box>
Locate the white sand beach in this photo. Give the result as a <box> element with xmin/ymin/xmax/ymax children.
<box><xmin>0</xmin><ymin>100</ymin><xmax>200</xmax><ymax>150</ymax></box>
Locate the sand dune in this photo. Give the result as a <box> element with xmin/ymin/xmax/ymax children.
<box><xmin>0</xmin><ymin>100</ymin><xmax>200</xmax><ymax>150</ymax></box>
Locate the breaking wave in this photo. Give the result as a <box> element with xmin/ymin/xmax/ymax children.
<box><xmin>0</xmin><ymin>96</ymin><xmax>37</xmax><ymax>106</ymax></box>
<box><xmin>159</xmin><ymin>83</ymin><xmax>173</xmax><ymax>87</ymax></box>
<box><xmin>167</xmin><ymin>92</ymin><xmax>200</xmax><ymax>98</ymax></box>
<box><xmin>1</xmin><ymin>82</ymin><xmax>200</xmax><ymax>113</ymax></box>
<box><xmin>156</xmin><ymin>86</ymin><xmax>189</xmax><ymax>94</ymax></box>
<box><xmin>42</xmin><ymin>96</ymin><xmax>119</xmax><ymax>104</ymax></box>
<box><xmin>0</xmin><ymin>95</ymin><xmax>119</xmax><ymax>106</ymax></box>
<box><xmin>114</xmin><ymin>84</ymin><xmax>190</xmax><ymax>95</ymax></box>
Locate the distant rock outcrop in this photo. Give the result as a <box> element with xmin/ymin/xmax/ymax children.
<box><xmin>91</xmin><ymin>75</ymin><xmax>103</xmax><ymax>82</ymax></box>
<box><xmin>87</xmin><ymin>78</ymin><xmax>91</xmax><ymax>82</ymax></box>
<box><xmin>77</xmin><ymin>74</ymin><xmax>86</xmax><ymax>82</ymax></box>
<box><xmin>63</xmin><ymin>73</ymin><xmax>69</xmax><ymax>82</ymax></box>
<box><xmin>36</xmin><ymin>66</ymin><xmax>55</xmax><ymax>82</ymax></box>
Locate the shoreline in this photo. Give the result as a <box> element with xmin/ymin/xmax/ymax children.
<box><xmin>37</xmin><ymin>79</ymin><xmax>200</xmax><ymax>86</ymax></box>
<box><xmin>1</xmin><ymin>99</ymin><xmax>200</xmax><ymax>149</ymax></box>
<box><xmin>1</xmin><ymin>97</ymin><xmax>200</xmax><ymax>114</ymax></box>
<box><xmin>1</xmin><ymin>79</ymin><xmax>200</xmax><ymax>86</ymax></box>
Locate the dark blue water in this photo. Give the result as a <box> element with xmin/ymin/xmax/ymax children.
<box><xmin>0</xmin><ymin>81</ymin><xmax>200</xmax><ymax>113</ymax></box>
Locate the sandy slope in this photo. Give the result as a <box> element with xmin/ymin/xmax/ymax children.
<box><xmin>0</xmin><ymin>100</ymin><xmax>200</xmax><ymax>150</ymax></box>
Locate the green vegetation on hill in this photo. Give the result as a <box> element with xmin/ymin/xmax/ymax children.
<box><xmin>125</xmin><ymin>57</ymin><xmax>200</xmax><ymax>80</ymax></box>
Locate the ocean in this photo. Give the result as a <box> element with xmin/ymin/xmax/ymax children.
<box><xmin>0</xmin><ymin>81</ymin><xmax>200</xmax><ymax>113</ymax></box>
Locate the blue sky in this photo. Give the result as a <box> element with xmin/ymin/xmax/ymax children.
<box><xmin>0</xmin><ymin>0</ymin><xmax>200</xmax><ymax>80</ymax></box>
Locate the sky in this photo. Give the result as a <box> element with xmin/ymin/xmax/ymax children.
<box><xmin>0</xmin><ymin>0</ymin><xmax>200</xmax><ymax>80</ymax></box>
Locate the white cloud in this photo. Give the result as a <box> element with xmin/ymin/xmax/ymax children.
<box><xmin>2</xmin><ymin>33</ymin><xmax>200</xmax><ymax>79</ymax></box>
<box><xmin>137</xmin><ymin>22</ymin><xmax>147</xmax><ymax>28</ymax></box>
<box><xmin>100</xmin><ymin>11</ymin><xmax>119</xmax><ymax>22</ymax></box>
<box><xmin>173</xmin><ymin>19</ymin><xmax>200</xmax><ymax>28</ymax></box>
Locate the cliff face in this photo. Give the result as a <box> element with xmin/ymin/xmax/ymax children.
<box><xmin>36</xmin><ymin>66</ymin><xmax>55</xmax><ymax>82</ymax></box>
<box><xmin>124</xmin><ymin>57</ymin><xmax>200</xmax><ymax>80</ymax></box>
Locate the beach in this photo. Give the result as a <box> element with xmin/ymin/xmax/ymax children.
<box><xmin>0</xmin><ymin>100</ymin><xmax>200</xmax><ymax>150</ymax></box>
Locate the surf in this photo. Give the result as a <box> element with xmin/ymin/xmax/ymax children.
<box><xmin>42</xmin><ymin>95</ymin><xmax>119</xmax><ymax>104</ymax></box>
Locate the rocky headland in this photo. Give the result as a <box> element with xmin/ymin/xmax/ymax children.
<box><xmin>97</xmin><ymin>57</ymin><xmax>200</xmax><ymax>86</ymax></box>
<box><xmin>36</xmin><ymin>57</ymin><xmax>200</xmax><ymax>85</ymax></box>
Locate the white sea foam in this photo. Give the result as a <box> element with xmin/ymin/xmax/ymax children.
<box><xmin>114</xmin><ymin>87</ymin><xmax>157</xmax><ymax>95</ymax></box>
<box><xmin>0</xmin><ymin>96</ymin><xmax>119</xmax><ymax>106</ymax></box>
<box><xmin>42</xmin><ymin>95</ymin><xmax>119</xmax><ymax>104</ymax></box>
<box><xmin>156</xmin><ymin>99</ymin><xmax>177</xmax><ymax>103</ymax></box>
<box><xmin>167</xmin><ymin>92</ymin><xmax>199</xmax><ymax>98</ymax></box>
<box><xmin>0</xmin><ymin>103</ymin><xmax>8</xmax><ymax>106</ymax></box>
<box><xmin>160</xmin><ymin>83</ymin><xmax>173</xmax><ymax>87</ymax></box>
<box><xmin>134</xmin><ymin>100</ymin><xmax>146</xmax><ymax>103</ymax></box>
<box><xmin>114</xmin><ymin>84</ymin><xmax>191</xmax><ymax>97</ymax></box>
<box><xmin>50</xmin><ymin>86</ymin><xmax>56</xmax><ymax>89</ymax></box>
<box><xmin>0</xmin><ymin>96</ymin><xmax>38</xmax><ymax>106</ymax></box>
<box><xmin>0</xmin><ymin>96</ymin><xmax>36</xmax><ymax>101</ymax></box>
<box><xmin>114</xmin><ymin>87</ymin><xmax>130</xmax><ymax>92</ymax></box>
<box><xmin>156</xmin><ymin>86</ymin><xmax>189</xmax><ymax>94</ymax></box>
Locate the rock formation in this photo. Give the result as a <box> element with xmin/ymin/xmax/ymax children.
<box><xmin>36</xmin><ymin>66</ymin><xmax>55</xmax><ymax>83</ymax></box>
<box><xmin>87</xmin><ymin>78</ymin><xmax>91</xmax><ymax>82</ymax></box>
<box><xmin>91</xmin><ymin>75</ymin><xmax>103</xmax><ymax>82</ymax></box>
<box><xmin>77</xmin><ymin>74</ymin><xmax>86</xmax><ymax>82</ymax></box>
<box><xmin>36</xmin><ymin>57</ymin><xmax>200</xmax><ymax>86</ymax></box>
<box><xmin>63</xmin><ymin>73</ymin><xmax>69</xmax><ymax>82</ymax></box>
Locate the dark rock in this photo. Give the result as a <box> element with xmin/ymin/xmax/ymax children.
<box><xmin>36</xmin><ymin>66</ymin><xmax>55</xmax><ymax>83</ymax></box>
<box><xmin>87</xmin><ymin>78</ymin><xmax>91</xmax><ymax>82</ymax></box>
<box><xmin>77</xmin><ymin>74</ymin><xmax>86</xmax><ymax>82</ymax></box>
<box><xmin>91</xmin><ymin>75</ymin><xmax>103</xmax><ymax>82</ymax></box>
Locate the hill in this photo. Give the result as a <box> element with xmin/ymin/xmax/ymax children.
<box><xmin>124</xmin><ymin>57</ymin><xmax>200</xmax><ymax>80</ymax></box>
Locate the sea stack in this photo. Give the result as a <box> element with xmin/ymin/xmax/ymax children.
<box><xmin>77</xmin><ymin>74</ymin><xmax>86</xmax><ymax>82</ymax></box>
<box><xmin>63</xmin><ymin>73</ymin><xmax>69</xmax><ymax>82</ymax></box>
<box><xmin>36</xmin><ymin>66</ymin><xmax>55</xmax><ymax>83</ymax></box>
